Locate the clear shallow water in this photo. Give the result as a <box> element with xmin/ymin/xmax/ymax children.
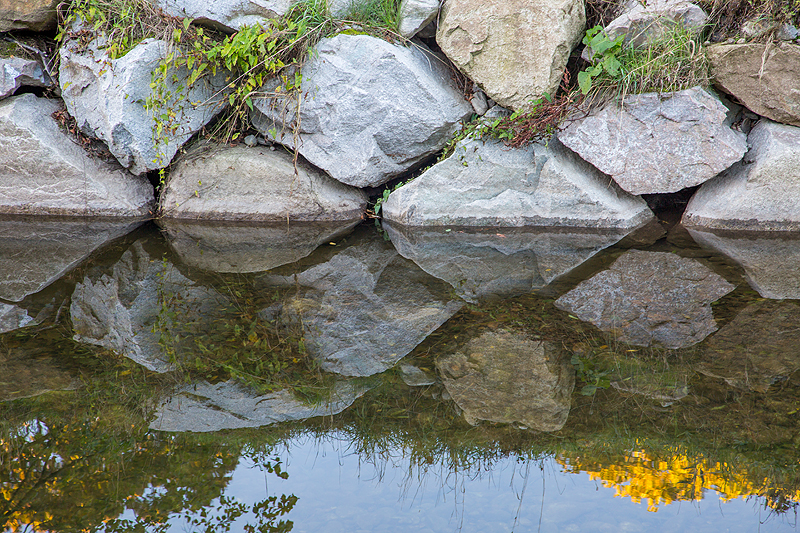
<box><xmin>2</xmin><ymin>218</ymin><xmax>800</xmax><ymax>532</ymax></box>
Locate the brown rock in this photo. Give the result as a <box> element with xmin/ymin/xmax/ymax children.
<box><xmin>0</xmin><ymin>0</ymin><xmax>59</xmax><ymax>31</ymax></box>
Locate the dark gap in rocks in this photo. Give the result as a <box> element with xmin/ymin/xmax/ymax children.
<box><xmin>642</xmin><ymin>186</ymin><xmax>698</xmax><ymax>227</ymax></box>
<box><xmin>364</xmin><ymin>150</ymin><xmax>440</xmax><ymax>206</ymax></box>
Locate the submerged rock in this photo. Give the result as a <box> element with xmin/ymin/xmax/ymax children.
<box><xmin>687</xmin><ymin>228</ymin><xmax>800</xmax><ymax>300</ymax></box>
<box><xmin>0</xmin><ymin>94</ymin><xmax>154</xmax><ymax>217</ymax></box>
<box><xmin>0</xmin><ymin>345</ymin><xmax>79</xmax><ymax>402</ymax></box>
<box><xmin>0</xmin><ymin>217</ymin><xmax>143</xmax><ymax>302</ymax></box>
<box><xmin>697</xmin><ymin>300</ymin><xmax>800</xmax><ymax>392</ymax></box>
<box><xmin>437</xmin><ymin>330</ymin><xmax>574</xmax><ymax>431</ymax></box>
<box><xmin>268</xmin><ymin>230</ymin><xmax>463</xmax><ymax>377</ymax></box>
<box><xmin>382</xmin><ymin>137</ymin><xmax>653</xmax><ymax>228</ymax></box>
<box><xmin>708</xmin><ymin>43</ymin><xmax>800</xmax><ymax>127</ymax></box>
<box><xmin>558</xmin><ymin>87</ymin><xmax>747</xmax><ymax>195</ymax></box>
<box><xmin>555</xmin><ymin>250</ymin><xmax>735</xmax><ymax>349</ymax></box>
<box><xmin>0</xmin><ymin>56</ymin><xmax>52</xmax><ymax>99</ymax></box>
<box><xmin>683</xmin><ymin>119</ymin><xmax>800</xmax><ymax>231</ymax></box>
<box><xmin>383</xmin><ymin>222</ymin><xmax>635</xmax><ymax>303</ymax></box>
<box><xmin>160</xmin><ymin>145</ymin><xmax>367</xmax><ymax>222</ymax></box>
<box><xmin>437</xmin><ymin>0</ymin><xmax>585</xmax><ymax>111</ymax></box>
<box><xmin>0</xmin><ymin>303</ymin><xmax>35</xmax><ymax>334</ymax></box>
<box><xmin>252</xmin><ymin>34</ymin><xmax>472</xmax><ymax>188</ymax></box>
<box><xmin>151</xmin><ymin>378</ymin><xmax>374</xmax><ymax>432</ymax></box>
<box><xmin>59</xmin><ymin>36</ymin><xmax>229</xmax><ymax>175</ymax></box>
<box><xmin>160</xmin><ymin>219</ymin><xmax>360</xmax><ymax>273</ymax></box>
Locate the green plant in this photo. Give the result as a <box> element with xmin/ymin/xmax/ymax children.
<box><xmin>578</xmin><ymin>26</ymin><xmax>624</xmax><ymax>94</ymax></box>
<box><xmin>571</xmin><ymin>353</ymin><xmax>611</xmax><ymax>396</ymax></box>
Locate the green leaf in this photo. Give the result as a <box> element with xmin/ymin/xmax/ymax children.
<box><xmin>578</xmin><ymin>71</ymin><xmax>593</xmax><ymax>94</ymax></box>
<box><xmin>603</xmin><ymin>54</ymin><xmax>621</xmax><ymax>77</ymax></box>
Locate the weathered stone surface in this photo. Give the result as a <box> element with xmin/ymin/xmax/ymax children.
<box><xmin>697</xmin><ymin>300</ymin><xmax>800</xmax><ymax>392</ymax></box>
<box><xmin>154</xmin><ymin>0</ymin><xmax>288</xmax><ymax>31</ymax></box>
<box><xmin>160</xmin><ymin>145</ymin><xmax>367</xmax><ymax>222</ymax></box>
<box><xmin>0</xmin><ymin>0</ymin><xmax>59</xmax><ymax>31</ymax></box>
<box><xmin>1</xmin><ymin>56</ymin><xmax>51</xmax><ymax>99</ymax></box>
<box><xmin>0</xmin><ymin>303</ymin><xmax>34</xmax><ymax>333</ymax></box>
<box><xmin>682</xmin><ymin>120</ymin><xmax>800</xmax><ymax>231</ymax></box>
<box><xmin>600</xmin><ymin>0</ymin><xmax>706</xmax><ymax>50</ymax></box>
<box><xmin>559</xmin><ymin>87</ymin><xmax>747</xmax><ymax>195</ymax></box>
<box><xmin>70</xmin><ymin>239</ymin><xmax>232</xmax><ymax>372</ymax></box>
<box><xmin>436</xmin><ymin>0</ymin><xmax>585</xmax><ymax>111</ymax></box>
<box><xmin>252</xmin><ymin>34</ymin><xmax>472</xmax><ymax>188</ymax></box>
<box><xmin>151</xmin><ymin>378</ymin><xmax>374</xmax><ymax>432</ymax></box>
<box><xmin>0</xmin><ymin>217</ymin><xmax>142</xmax><ymax>302</ymax></box>
<box><xmin>687</xmin><ymin>228</ymin><xmax>800</xmax><ymax>300</ymax></box>
<box><xmin>160</xmin><ymin>219</ymin><xmax>359</xmax><ymax>273</ymax></box>
<box><xmin>268</xmin><ymin>230</ymin><xmax>463</xmax><ymax>377</ymax></box>
<box><xmin>0</xmin><ymin>345</ymin><xmax>79</xmax><ymax>402</ymax></box>
<box><xmin>398</xmin><ymin>0</ymin><xmax>440</xmax><ymax>38</ymax></box>
<box><xmin>60</xmin><ymin>36</ymin><xmax>229</xmax><ymax>175</ymax></box>
<box><xmin>555</xmin><ymin>250</ymin><xmax>735</xmax><ymax>349</ymax></box>
<box><xmin>382</xmin><ymin>137</ymin><xmax>653</xmax><ymax>228</ymax></box>
<box><xmin>399</xmin><ymin>363</ymin><xmax>436</xmax><ymax>386</ymax></box>
<box><xmin>383</xmin><ymin>222</ymin><xmax>634</xmax><ymax>303</ymax></box>
<box><xmin>0</xmin><ymin>94</ymin><xmax>154</xmax><ymax>217</ymax></box>
<box><xmin>437</xmin><ymin>330</ymin><xmax>574</xmax><ymax>431</ymax></box>
<box><xmin>708</xmin><ymin>43</ymin><xmax>800</xmax><ymax>127</ymax></box>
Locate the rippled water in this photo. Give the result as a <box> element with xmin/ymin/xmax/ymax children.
<box><xmin>2</xmin><ymin>215</ymin><xmax>800</xmax><ymax>532</ymax></box>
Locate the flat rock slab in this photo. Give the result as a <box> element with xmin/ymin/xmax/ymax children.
<box><xmin>687</xmin><ymin>228</ymin><xmax>800</xmax><ymax>300</ymax></box>
<box><xmin>160</xmin><ymin>145</ymin><xmax>366</xmax><ymax>222</ymax></box>
<box><xmin>558</xmin><ymin>87</ymin><xmax>747</xmax><ymax>194</ymax></box>
<box><xmin>696</xmin><ymin>300</ymin><xmax>800</xmax><ymax>392</ymax></box>
<box><xmin>0</xmin><ymin>94</ymin><xmax>154</xmax><ymax>217</ymax></box>
<box><xmin>683</xmin><ymin>119</ymin><xmax>800</xmax><ymax>231</ymax></box>
<box><xmin>437</xmin><ymin>330</ymin><xmax>574</xmax><ymax>431</ymax></box>
<box><xmin>60</xmin><ymin>36</ymin><xmax>229</xmax><ymax>175</ymax></box>
<box><xmin>269</xmin><ymin>230</ymin><xmax>463</xmax><ymax>377</ymax></box>
<box><xmin>0</xmin><ymin>56</ymin><xmax>52</xmax><ymax>99</ymax></box>
<box><xmin>150</xmin><ymin>378</ymin><xmax>374</xmax><ymax>432</ymax></box>
<box><xmin>252</xmin><ymin>34</ymin><xmax>472</xmax><ymax>188</ymax></box>
<box><xmin>437</xmin><ymin>0</ymin><xmax>585</xmax><ymax>111</ymax></box>
<box><xmin>0</xmin><ymin>217</ymin><xmax>143</xmax><ymax>302</ymax></box>
<box><xmin>382</xmin><ymin>137</ymin><xmax>653</xmax><ymax>228</ymax></box>
<box><xmin>160</xmin><ymin>219</ymin><xmax>359</xmax><ymax>273</ymax></box>
<box><xmin>555</xmin><ymin>250</ymin><xmax>735</xmax><ymax>349</ymax></box>
<box><xmin>0</xmin><ymin>0</ymin><xmax>59</xmax><ymax>31</ymax></box>
<box><xmin>384</xmin><ymin>222</ymin><xmax>634</xmax><ymax>303</ymax></box>
<box><xmin>708</xmin><ymin>43</ymin><xmax>800</xmax><ymax>127</ymax></box>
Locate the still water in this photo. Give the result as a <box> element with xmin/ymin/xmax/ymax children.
<box><xmin>1</xmin><ymin>215</ymin><xmax>800</xmax><ymax>532</ymax></box>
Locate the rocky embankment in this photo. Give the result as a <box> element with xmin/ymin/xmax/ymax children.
<box><xmin>1</xmin><ymin>0</ymin><xmax>800</xmax><ymax>229</ymax></box>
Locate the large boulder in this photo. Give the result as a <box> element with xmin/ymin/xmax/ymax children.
<box><xmin>600</xmin><ymin>0</ymin><xmax>707</xmax><ymax>50</ymax></box>
<box><xmin>0</xmin><ymin>94</ymin><xmax>154</xmax><ymax>217</ymax></box>
<box><xmin>437</xmin><ymin>330</ymin><xmax>574</xmax><ymax>431</ymax></box>
<box><xmin>251</xmin><ymin>34</ymin><xmax>472</xmax><ymax>188</ymax></box>
<box><xmin>398</xmin><ymin>0</ymin><xmax>440</xmax><ymax>38</ymax></box>
<box><xmin>59</xmin><ymin>36</ymin><xmax>229</xmax><ymax>175</ymax></box>
<box><xmin>160</xmin><ymin>145</ymin><xmax>366</xmax><ymax>221</ymax></box>
<box><xmin>381</xmin><ymin>137</ymin><xmax>654</xmax><ymax>228</ymax></box>
<box><xmin>436</xmin><ymin>0</ymin><xmax>585</xmax><ymax>111</ymax></box>
<box><xmin>0</xmin><ymin>218</ymin><xmax>142</xmax><ymax>302</ymax></box>
<box><xmin>0</xmin><ymin>56</ymin><xmax>52</xmax><ymax>99</ymax></box>
<box><xmin>558</xmin><ymin>87</ymin><xmax>747</xmax><ymax>195</ymax></box>
<box><xmin>383</xmin><ymin>222</ymin><xmax>636</xmax><ymax>303</ymax></box>
<box><xmin>153</xmin><ymin>0</ymin><xmax>289</xmax><ymax>31</ymax></box>
<box><xmin>682</xmin><ymin>119</ymin><xmax>800</xmax><ymax>231</ymax></box>
<box><xmin>687</xmin><ymin>229</ymin><xmax>800</xmax><ymax>300</ymax></box>
<box><xmin>554</xmin><ymin>250</ymin><xmax>735</xmax><ymax>349</ymax></box>
<box><xmin>0</xmin><ymin>0</ymin><xmax>59</xmax><ymax>31</ymax></box>
<box><xmin>708</xmin><ymin>43</ymin><xmax>800</xmax><ymax>127</ymax></box>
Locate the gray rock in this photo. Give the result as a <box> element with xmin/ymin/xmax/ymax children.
<box><xmin>382</xmin><ymin>137</ymin><xmax>654</xmax><ymax>228</ymax></box>
<box><xmin>554</xmin><ymin>250</ymin><xmax>735</xmax><ymax>349</ymax></box>
<box><xmin>0</xmin><ymin>218</ymin><xmax>143</xmax><ymax>302</ymax></box>
<box><xmin>59</xmin><ymin>36</ymin><xmax>229</xmax><ymax>175</ymax></box>
<box><xmin>272</xmin><ymin>230</ymin><xmax>463</xmax><ymax>377</ymax></box>
<box><xmin>252</xmin><ymin>34</ymin><xmax>472</xmax><ymax>188</ymax></box>
<box><xmin>682</xmin><ymin>119</ymin><xmax>800</xmax><ymax>231</ymax></box>
<box><xmin>777</xmin><ymin>24</ymin><xmax>800</xmax><ymax>41</ymax></box>
<box><xmin>0</xmin><ymin>303</ymin><xmax>34</xmax><ymax>333</ymax></box>
<box><xmin>70</xmin><ymin>239</ymin><xmax>232</xmax><ymax>372</ymax></box>
<box><xmin>160</xmin><ymin>219</ymin><xmax>360</xmax><ymax>273</ymax></box>
<box><xmin>160</xmin><ymin>145</ymin><xmax>367</xmax><ymax>221</ymax></box>
<box><xmin>399</xmin><ymin>362</ymin><xmax>436</xmax><ymax>386</ymax></box>
<box><xmin>470</xmin><ymin>87</ymin><xmax>489</xmax><ymax>115</ymax></box>
<box><xmin>398</xmin><ymin>0</ymin><xmax>440</xmax><ymax>38</ymax></box>
<box><xmin>687</xmin><ymin>228</ymin><xmax>800</xmax><ymax>300</ymax></box>
<box><xmin>559</xmin><ymin>87</ymin><xmax>747</xmax><ymax>194</ymax></box>
<box><xmin>697</xmin><ymin>300</ymin><xmax>800</xmax><ymax>392</ymax></box>
<box><xmin>0</xmin><ymin>94</ymin><xmax>154</xmax><ymax>217</ymax></box>
<box><xmin>383</xmin><ymin>222</ymin><xmax>635</xmax><ymax>303</ymax></box>
<box><xmin>707</xmin><ymin>43</ymin><xmax>800</xmax><ymax>127</ymax></box>
<box><xmin>150</xmin><ymin>378</ymin><xmax>373</xmax><ymax>432</ymax></box>
<box><xmin>153</xmin><ymin>0</ymin><xmax>289</xmax><ymax>31</ymax></box>
<box><xmin>1</xmin><ymin>56</ymin><xmax>51</xmax><ymax>99</ymax></box>
<box><xmin>436</xmin><ymin>0</ymin><xmax>585</xmax><ymax>111</ymax></box>
<box><xmin>0</xmin><ymin>0</ymin><xmax>59</xmax><ymax>31</ymax></box>
<box><xmin>437</xmin><ymin>330</ymin><xmax>574</xmax><ymax>431</ymax></box>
